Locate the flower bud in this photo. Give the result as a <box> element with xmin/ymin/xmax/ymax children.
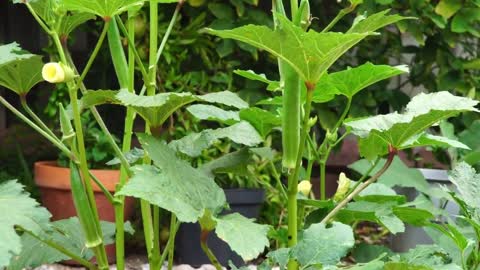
<box><xmin>298</xmin><ymin>180</ymin><xmax>312</xmax><ymax>196</ymax></box>
<box><xmin>334</xmin><ymin>172</ymin><xmax>352</xmax><ymax>202</ymax></box>
<box><xmin>42</xmin><ymin>62</ymin><xmax>75</xmax><ymax>83</ymax></box>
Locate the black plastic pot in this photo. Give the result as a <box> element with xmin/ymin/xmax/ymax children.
<box><xmin>175</xmin><ymin>188</ymin><xmax>265</xmax><ymax>267</ymax></box>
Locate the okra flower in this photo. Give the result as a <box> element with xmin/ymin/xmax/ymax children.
<box><xmin>298</xmin><ymin>180</ymin><xmax>312</xmax><ymax>196</ymax></box>
<box><xmin>333</xmin><ymin>172</ymin><xmax>352</xmax><ymax>202</ymax></box>
<box><xmin>42</xmin><ymin>62</ymin><xmax>74</xmax><ymax>83</ymax></box>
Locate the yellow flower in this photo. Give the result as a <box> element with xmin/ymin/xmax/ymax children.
<box><xmin>298</xmin><ymin>180</ymin><xmax>312</xmax><ymax>196</ymax></box>
<box><xmin>333</xmin><ymin>172</ymin><xmax>352</xmax><ymax>202</ymax></box>
<box><xmin>42</xmin><ymin>62</ymin><xmax>74</xmax><ymax>83</ymax></box>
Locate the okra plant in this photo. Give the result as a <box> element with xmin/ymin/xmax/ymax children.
<box><xmin>0</xmin><ymin>0</ymin><xmax>479</xmax><ymax>270</ymax></box>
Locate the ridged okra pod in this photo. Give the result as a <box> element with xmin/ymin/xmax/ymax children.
<box><xmin>69</xmin><ymin>161</ymin><xmax>103</xmax><ymax>248</ymax></box>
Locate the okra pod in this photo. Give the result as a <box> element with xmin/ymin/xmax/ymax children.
<box><xmin>69</xmin><ymin>161</ymin><xmax>103</xmax><ymax>248</ymax></box>
<box><xmin>108</xmin><ymin>18</ymin><xmax>129</xmax><ymax>89</ymax></box>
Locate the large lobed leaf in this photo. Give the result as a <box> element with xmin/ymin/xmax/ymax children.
<box><xmin>169</xmin><ymin>121</ymin><xmax>262</xmax><ymax>157</ymax></box>
<box><xmin>187</xmin><ymin>104</ymin><xmax>240</xmax><ymax>125</ymax></box>
<box><xmin>313</xmin><ymin>63</ymin><xmax>408</xmax><ymax>103</ymax></box>
<box><xmin>348</xmin><ymin>10</ymin><xmax>410</xmax><ymax>34</ymax></box>
<box><xmin>117</xmin><ymin>134</ymin><xmax>226</xmax><ymax>222</ymax></box>
<box><xmin>0</xmin><ymin>43</ymin><xmax>44</xmax><ymax>95</ymax></box>
<box><xmin>207</xmin><ymin>14</ymin><xmax>372</xmax><ymax>84</ymax></box>
<box><xmin>8</xmin><ymin>217</ymin><xmax>133</xmax><ymax>270</ymax></box>
<box><xmin>214</xmin><ymin>213</ymin><xmax>270</xmax><ymax>261</ymax></box>
<box><xmin>62</xmin><ymin>0</ymin><xmax>145</xmax><ymax>18</ymax></box>
<box><xmin>291</xmin><ymin>222</ymin><xmax>355</xmax><ymax>267</ymax></box>
<box><xmin>345</xmin><ymin>91</ymin><xmax>479</xmax><ymax>160</ymax></box>
<box><xmin>0</xmin><ymin>180</ymin><xmax>51</xmax><ymax>268</ymax></box>
<box><xmin>448</xmin><ymin>162</ymin><xmax>480</xmax><ymax>209</ymax></box>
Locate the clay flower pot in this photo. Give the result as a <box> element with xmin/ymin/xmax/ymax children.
<box><xmin>34</xmin><ymin>161</ymin><xmax>135</xmax><ymax>263</ymax></box>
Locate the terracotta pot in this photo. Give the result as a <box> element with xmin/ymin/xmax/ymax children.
<box><xmin>34</xmin><ymin>161</ymin><xmax>135</xmax><ymax>263</ymax></box>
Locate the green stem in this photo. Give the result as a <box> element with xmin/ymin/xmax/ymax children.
<box><xmin>151</xmin><ymin>206</ymin><xmax>161</xmax><ymax>269</ymax></box>
<box><xmin>0</xmin><ymin>96</ymin><xmax>74</xmax><ymax>160</ymax></box>
<box><xmin>114</xmin><ymin>10</ymin><xmax>138</xmax><ymax>270</ymax></box>
<box><xmin>141</xmin><ymin>200</ymin><xmax>154</xmax><ymax>262</ymax></box>
<box><xmin>20</xmin><ymin>96</ymin><xmax>59</xmax><ymax>141</ymax></box>
<box><xmin>200</xmin><ymin>230</ymin><xmax>222</xmax><ymax>270</ymax></box>
<box><xmin>155</xmin><ymin>1</ymin><xmax>184</xmax><ymax>66</ymax></box>
<box><xmin>287</xmin><ymin>85</ymin><xmax>315</xmax><ymax>270</ymax></box>
<box><xmin>290</xmin><ymin>0</ymin><xmax>299</xmax><ymax>18</ymax></box>
<box><xmin>319</xmin><ymin>98</ymin><xmax>351</xmax><ymax>199</ymax></box>
<box><xmin>321</xmin><ymin>147</ymin><xmax>397</xmax><ymax>223</ymax></box>
<box><xmin>270</xmin><ymin>161</ymin><xmax>287</xmax><ymax>200</ymax></box>
<box><xmin>88</xmin><ymin>172</ymin><xmax>115</xmax><ymax>205</ymax></box>
<box><xmin>68</xmin><ymin>87</ymin><xmax>110</xmax><ymax>269</ymax></box>
<box><xmin>114</xmin><ymin>16</ymin><xmax>149</xmax><ymax>82</ymax></box>
<box><xmin>347</xmin><ymin>157</ymin><xmax>381</xmax><ymax>196</ymax></box>
<box><xmin>22</xmin><ymin>229</ymin><xmax>97</xmax><ymax>270</ymax></box>
<box><xmin>321</xmin><ymin>5</ymin><xmax>355</xmax><ymax>33</ymax></box>
<box><xmin>74</xmin><ymin>22</ymin><xmax>111</xmax><ymax>91</ymax></box>
<box><xmin>159</xmin><ymin>218</ymin><xmax>180</xmax><ymax>268</ymax></box>
<box><xmin>64</xmin><ymin>50</ymin><xmax>133</xmax><ymax>177</ymax></box>
<box><xmin>114</xmin><ymin>204</ymin><xmax>125</xmax><ymax>270</ymax></box>
<box><xmin>167</xmin><ymin>214</ymin><xmax>178</xmax><ymax>270</ymax></box>
<box><xmin>25</xmin><ymin>3</ymin><xmax>52</xmax><ymax>35</ymax></box>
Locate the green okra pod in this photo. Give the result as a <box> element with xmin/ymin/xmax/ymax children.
<box><xmin>108</xmin><ymin>18</ymin><xmax>129</xmax><ymax>89</ymax></box>
<box><xmin>69</xmin><ymin>161</ymin><xmax>103</xmax><ymax>248</ymax></box>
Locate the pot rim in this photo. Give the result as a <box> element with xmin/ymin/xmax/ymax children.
<box><xmin>34</xmin><ymin>161</ymin><xmax>120</xmax><ymax>192</ymax></box>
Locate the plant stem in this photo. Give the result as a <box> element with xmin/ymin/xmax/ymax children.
<box><xmin>270</xmin><ymin>161</ymin><xmax>287</xmax><ymax>200</ymax></box>
<box><xmin>159</xmin><ymin>217</ymin><xmax>180</xmax><ymax>268</ymax></box>
<box><xmin>74</xmin><ymin>22</ymin><xmax>111</xmax><ymax>91</ymax></box>
<box><xmin>25</xmin><ymin>3</ymin><xmax>52</xmax><ymax>35</ymax></box>
<box><xmin>155</xmin><ymin>1</ymin><xmax>184</xmax><ymax>66</ymax></box>
<box><xmin>287</xmin><ymin>85</ymin><xmax>315</xmax><ymax>270</ymax></box>
<box><xmin>167</xmin><ymin>214</ymin><xmax>178</xmax><ymax>270</ymax></box>
<box><xmin>347</xmin><ymin>157</ymin><xmax>381</xmax><ymax>196</ymax></box>
<box><xmin>22</xmin><ymin>229</ymin><xmax>97</xmax><ymax>270</ymax></box>
<box><xmin>19</xmin><ymin>96</ymin><xmax>59</xmax><ymax>142</ymax></box>
<box><xmin>200</xmin><ymin>230</ymin><xmax>222</xmax><ymax>270</ymax></box>
<box><xmin>318</xmin><ymin>98</ymin><xmax>352</xmax><ymax>199</ymax></box>
<box><xmin>0</xmin><ymin>96</ymin><xmax>74</xmax><ymax>160</ymax></box>
<box><xmin>68</xmin><ymin>86</ymin><xmax>110</xmax><ymax>269</ymax></box>
<box><xmin>321</xmin><ymin>147</ymin><xmax>397</xmax><ymax>223</ymax></box>
<box><xmin>114</xmin><ymin>9</ymin><xmax>138</xmax><ymax>270</ymax></box>
<box><xmin>88</xmin><ymin>172</ymin><xmax>115</xmax><ymax>205</ymax></box>
<box><xmin>321</xmin><ymin>5</ymin><xmax>355</xmax><ymax>33</ymax></box>
<box><xmin>290</xmin><ymin>0</ymin><xmax>299</xmax><ymax>18</ymax></box>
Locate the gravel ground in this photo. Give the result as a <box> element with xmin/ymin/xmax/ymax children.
<box><xmin>33</xmin><ymin>256</ymin><xmax>260</xmax><ymax>270</ymax></box>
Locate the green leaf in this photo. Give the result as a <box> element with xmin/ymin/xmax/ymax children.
<box><xmin>314</xmin><ymin>63</ymin><xmax>408</xmax><ymax>100</ymax></box>
<box><xmin>187</xmin><ymin>104</ymin><xmax>240</xmax><ymax>125</ymax></box>
<box><xmin>348</xmin><ymin>9</ymin><xmax>411</xmax><ymax>33</ymax></box>
<box><xmin>345</xmin><ymin>91</ymin><xmax>479</xmax><ymax>160</ymax></box>
<box><xmin>116</xmin><ymin>90</ymin><xmax>247</xmax><ymax>127</ymax></box>
<box><xmin>117</xmin><ymin>134</ymin><xmax>226</xmax><ymax>222</ymax></box>
<box><xmin>352</xmin><ymin>243</ymin><xmax>392</xmax><ymax>263</ymax></box>
<box><xmin>81</xmin><ymin>90</ymin><xmax>121</xmax><ymax>108</ymax></box>
<box><xmin>169</xmin><ymin>121</ymin><xmax>262</xmax><ymax>157</ymax></box>
<box><xmin>0</xmin><ymin>43</ymin><xmax>44</xmax><ymax>95</ymax></box>
<box><xmin>357</xmin><ymin>183</ymin><xmax>407</xmax><ymax>204</ymax></box>
<box><xmin>448</xmin><ymin>162</ymin><xmax>480</xmax><ymax>208</ymax></box>
<box><xmin>338</xmin><ymin>201</ymin><xmax>405</xmax><ymax>234</ymax></box>
<box><xmin>8</xmin><ymin>218</ymin><xmax>132</xmax><ymax>270</ymax></box>
<box><xmin>57</xmin><ymin>13</ymin><xmax>96</xmax><ymax>37</ymax></box>
<box><xmin>207</xmin><ymin>14</ymin><xmax>372</xmax><ymax>84</ymax></box>
<box><xmin>199</xmin><ymin>148</ymin><xmax>252</xmax><ymax>178</ymax></box>
<box><xmin>0</xmin><ymin>180</ymin><xmax>51</xmax><ymax>268</ymax></box>
<box><xmin>394</xmin><ymin>245</ymin><xmax>460</xmax><ymax>270</ymax></box>
<box><xmin>214</xmin><ymin>213</ymin><xmax>270</xmax><ymax>261</ymax></box>
<box><xmin>267</xmin><ymin>248</ymin><xmax>290</xmax><ymax>270</ymax></box>
<box><xmin>63</xmin><ymin>0</ymin><xmax>145</xmax><ymax>18</ymax></box>
<box><xmin>451</xmin><ymin>8</ymin><xmax>480</xmax><ymax>37</ymax></box>
<box><xmin>239</xmin><ymin>107</ymin><xmax>281</xmax><ymax>138</ymax></box>
<box><xmin>401</xmin><ymin>133</ymin><xmax>470</xmax><ymax>150</ymax></box>
<box><xmin>116</xmin><ymin>90</ymin><xmax>197</xmax><ymax>128</ymax></box>
<box><xmin>435</xmin><ymin>0</ymin><xmax>462</xmax><ymax>19</ymax></box>
<box><xmin>234</xmin><ymin>69</ymin><xmax>280</xmax><ymax>91</ymax></box>
<box><xmin>198</xmin><ymin>90</ymin><xmax>249</xmax><ymax>109</ymax></box>
<box><xmin>290</xmin><ymin>222</ymin><xmax>354</xmax><ymax>267</ymax></box>
<box><xmin>106</xmin><ymin>147</ymin><xmax>144</xmax><ymax>166</ymax></box>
